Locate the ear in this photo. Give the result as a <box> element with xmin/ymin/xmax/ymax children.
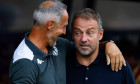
<box><xmin>99</xmin><ymin>29</ymin><xmax>104</xmax><ymax>41</ymax></box>
<box><xmin>46</xmin><ymin>20</ymin><xmax>56</xmax><ymax>31</ymax></box>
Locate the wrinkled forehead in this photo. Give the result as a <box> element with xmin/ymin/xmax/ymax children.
<box><xmin>59</xmin><ymin>10</ymin><xmax>68</xmax><ymax>25</ymax></box>
<box><xmin>73</xmin><ymin>17</ymin><xmax>98</xmax><ymax>29</ymax></box>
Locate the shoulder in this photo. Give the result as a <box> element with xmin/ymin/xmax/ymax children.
<box><xmin>9</xmin><ymin>59</ymin><xmax>38</xmax><ymax>83</ymax></box>
<box><xmin>10</xmin><ymin>59</ymin><xmax>37</xmax><ymax>70</ymax></box>
<box><xmin>121</xmin><ymin>61</ymin><xmax>136</xmax><ymax>84</ymax></box>
<box><xmin>12</xmin><ymin>39</ymin><xmax>34</xmax><ymax>63</ymax></box>
<box><xmin>121</xmin><ymin>61</ymin><xmax>134</xmax><ymax>76</ymax></box>
<box><xmin>57</xmin><ymin>37</ymin><xmax>74</xmax><ymax>48</ymax></box>
<box><xmin>122</xmin><ymin>61</ymin><xmax>133</xmax><ymax>72</ymax></box>
<box><xmin>57</xmin><ymin>37</ymin><xmax>72</xmax><ymax>43</ymax></box>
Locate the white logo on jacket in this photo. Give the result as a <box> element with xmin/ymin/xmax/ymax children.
<box><xmin>37</xmin><ymin>59</ymin><xmax>44</xmax><ymax>64</ymax></box>
<box><xmin>52</xmin><ymin>46</ymin><xmax>58</xmax><ymax>56</ymax></box>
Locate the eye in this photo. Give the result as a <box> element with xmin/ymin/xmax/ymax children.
<box><xmin>62</xmin><ymin>26</ymin><xmax>65</xmax><ymax>28</ymax></box>
<box><xmin>74</xmin><ymin>31</ymin><xmax>81</xmax><ymax>35</ymax></box>
<box><xmin>87</xmin><ymin>32</ymin><xmax>93</xmax><ymax>35</ymax></box>
<box><xmin>62</xmin><ymin>25</ymin><xmax>67</xmax><ymax>29</ymax></box>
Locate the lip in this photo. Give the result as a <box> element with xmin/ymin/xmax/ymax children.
<box><xmin>80</xmin><ymin>45</ymin><xmax>89</xmax><ymax>49</ymax></box>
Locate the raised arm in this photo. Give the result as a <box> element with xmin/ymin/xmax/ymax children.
<box><xmin>100</xmin><ymin>41</ymin><xmax>126</xmax><ymax>72</ymax></box>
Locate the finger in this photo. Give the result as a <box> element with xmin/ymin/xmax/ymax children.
<box><xmin>119</xmin><ymin>56</ymin><xmax>123</xmax><ymax>70</ymax></box>
<box><xmin>119</xmin><ymin>61</ymin><xmax>123</xmax><ymax>70</ymax></box>
<box><xmin>123</xmin><ymin>57</ymin><xmax>126</xmax><ymax>66</ymax></box>
<box><xmin>111</xmin><ymin>57</ymin><xmax>115</xmax><ymax>71</ymax></box>
<box><xmin>115</xmin><ymin>56</ymin><xmax>119</xmax><ymax>72</ymax></box>
<box><xmin>106</xmin><ymin>54</ymin><xmax>110</xmax><ymax>65</ymax></box>
<box><xmin>120</xmin><ymin>54</ymin><xmax>126</xmax><ymax>67</ymax></box>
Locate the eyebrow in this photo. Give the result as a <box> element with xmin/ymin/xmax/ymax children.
<box><xmin>73</xmin><ymin>27</ymin><xmax>96</xmax><ymax>31</ymax></box>
<box><xmin>73</xmin><ymin>27</ymin><xmax>81</xmax><ymax>30</ymax></box>
<box><xmin>87</xmin><ymin>27</ymin><xmax>95</xmax><ymax>31</ymax></box>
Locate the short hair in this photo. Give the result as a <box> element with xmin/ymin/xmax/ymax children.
<box><xmin>33</xmin><ymin>0</ymin><xmax>67</xmax><ymax>27</ymax></box>
<box><xmin>71</xmin><ymin>8</ymin><xmax>102</xmax><ymax>31</ymax></box>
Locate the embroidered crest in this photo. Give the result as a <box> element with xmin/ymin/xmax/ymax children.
<box><xmin>37</xmin><ymin>59</ymin><xmax>44</xmax><ymax>64</ymax></box>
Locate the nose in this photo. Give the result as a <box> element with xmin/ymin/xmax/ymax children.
<box><xmin>62</xmin><ymin>28</ymin><xmax>66</xmax><ymax>35</ymax></box>
<box><xmin>81</xmin><ymin>33</ymin><xmax>87</xmax><ymax>42</ymax></box>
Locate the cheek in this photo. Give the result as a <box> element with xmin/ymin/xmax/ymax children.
<box><xmin>73</xmin><ymin>36</ymin><xmax>80</xmax><ymax>44</ymax></box>
<box><xmin>89</xmin><ymin>34</ymin><xmax>99</xmax><ymax>42</ymax></box>
<box><xmin>91</xmin><ymin>33</ymin><xmax>99</xmax><ymax>39</ymax></box>
<box><xmin>91</xmin><ymin>35</ymin><xmax>96</xmax><ymax>39</ymax></box>
<box><xmin>54</xmin><ymin>29</ymin><xmax>62</xmax><ymax>35</ymax></box>
<box><xmin>58</xmin><ymin>28</ymin><xmax>64</xmax><ymax>33</ymax></box>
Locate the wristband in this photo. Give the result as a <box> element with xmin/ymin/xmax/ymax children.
<box><xmin>109</xmin><ymin>40</ymin><xmax>114</xmax><ymax>43</ymax></box>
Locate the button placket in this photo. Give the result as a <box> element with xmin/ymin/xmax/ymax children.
<box><xmin>85</xmin><ymin>66</ymin><xmax>89</xmax><ymax>83</ymax></box>
<box><xmin>86</xmin><ymin>67</ymin><xmax>89</xmax><ymax>70</ymax></box>
<box><xmin>85</xmin><ymin>77</ymin><xmax>88</xmax><ymax>80</ymax></box>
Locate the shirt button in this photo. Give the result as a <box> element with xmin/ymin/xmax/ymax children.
<box><xmin>87</xmin><ymin>67</ymin><xmax>89</xmax><ymax>70</ymax></box>
<box><xmin>85</xmin><ymin>77</ymin><xmax>88</xmax><ymax>80</ymax></box>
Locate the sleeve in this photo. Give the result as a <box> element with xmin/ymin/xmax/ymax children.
<box><xmin>99</xmin><ymin>41</ymin><xmax>109</xmax><ymax>52</ymax></box>
<box><xmin>58</xmin><ymin>37</ymin><xmax>74</xmax><ymax>57</ymax></box>
<box><xmin>122</xmin><ymin>61</ymin><xmax>136</xmax><ymax>84</ymax></box>
<box><xmin>9</xmin><ymin>59</ymin><xmax>38</xmax><ymax>84</ymax></box>
<box><xmin>65</xmin><ymin>39</ymin><xmax>74</xmax><ymax>58</ymax></box>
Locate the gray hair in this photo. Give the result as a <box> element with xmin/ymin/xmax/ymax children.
<box><xmin>33</xmin><ymin>0</ymin><xmax>67</xmax><ymax>27</ymax></box>
<box><xmin>71</xmin><ymin>8</ymin><xmax>102</xmax><ymax>31</ymax></box>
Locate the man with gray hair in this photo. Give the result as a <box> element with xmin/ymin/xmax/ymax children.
<box><xmin>9</xmin><ymin>0</ymin><xmax>125</xmax><ymax>84</ymax></box>
<box><xmin>9</xmin><ymin>1</ymin><xmax>69</xmax><ymax>84</ymax></box>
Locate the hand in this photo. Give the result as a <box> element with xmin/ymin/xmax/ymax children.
<box><xmin>105</xmin><ymin>42</ymin><xmax>126</xmax><ymax>72</ymax></box>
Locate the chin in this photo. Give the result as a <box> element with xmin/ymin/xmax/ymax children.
<box><xmin>80</xmin><ymin>52</ymin><xmax>90</xmax><ymax>56</ymax></box>
<box><xmin>78</xmin><ymin>50</ymin><xmax>89</xmax><ymax>56</ymax></box>
<box><xmin>78</xmin><ymin>49</ymin><xmax>95</xmax><ymax>57</ymax></box>
<box><xmin>49</xmin><ymin>38</ymin><xmax>57</xmax><ymax>47</ymax></box>
<box><xmin>49</xmin><ymin>42</ymin><xmax>56</xmax><ymax>47</ymax></box>
<box><xmin>49</xmin><ymin>39</ymin><xmax>56</xmax><ymax>47</ymax></box>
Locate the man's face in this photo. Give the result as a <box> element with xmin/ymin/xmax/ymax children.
<box><xmin>48</xmin><ymin>10</ymin><xmax>68</xmax><ymax>46</ymax></box>
<box><xmin>72</xmin><ymin>17</ymin><xmax>103</xmax><ymax>57</ymax></box>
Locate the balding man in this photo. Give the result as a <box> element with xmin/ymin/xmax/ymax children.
<box><xmin>9</xmin><ymin>1</ymin><xmax>125</xmax><ymax>84</ymax></box>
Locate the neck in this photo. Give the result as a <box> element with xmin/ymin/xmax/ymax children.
<box><xmin>28</xmin><ymin>26</ymin><xmax>49</xmax><ymax>54</ymax></box>
<box><xmin>76</xmin><ymin>46</ymin><xmax>99</xmax><ymax>66</ymax></box>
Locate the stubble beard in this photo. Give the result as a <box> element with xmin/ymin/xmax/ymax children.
<box><xmin>47</xmin><ymin>34</ymin><xmax>57</xmax><ymax>47</ymax></box>
<box><xmin>76</xmin><ymin>42</ymin><xmax>98</xmax><ymax>58</ymax></box>
<box><xmin>49</xmin><ymin>40</ymin><xmax>56</xmax><ymax>47</ymax></box>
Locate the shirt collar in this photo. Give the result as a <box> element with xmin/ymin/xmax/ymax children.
<box><xmin>74</xmin><ymin>49</ymin><xmax>103</xmax><ymax>67</ymax></box>
<box><xmin>25</xmin><ymin>32</ymin><xmax>57</xmax><ymax>60</ymax></box>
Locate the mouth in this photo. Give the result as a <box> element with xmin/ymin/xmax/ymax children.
<box><xmin>80</xmin><ymin>44</ymin><xmax>89</xmax><ymax>49</ymax></box>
